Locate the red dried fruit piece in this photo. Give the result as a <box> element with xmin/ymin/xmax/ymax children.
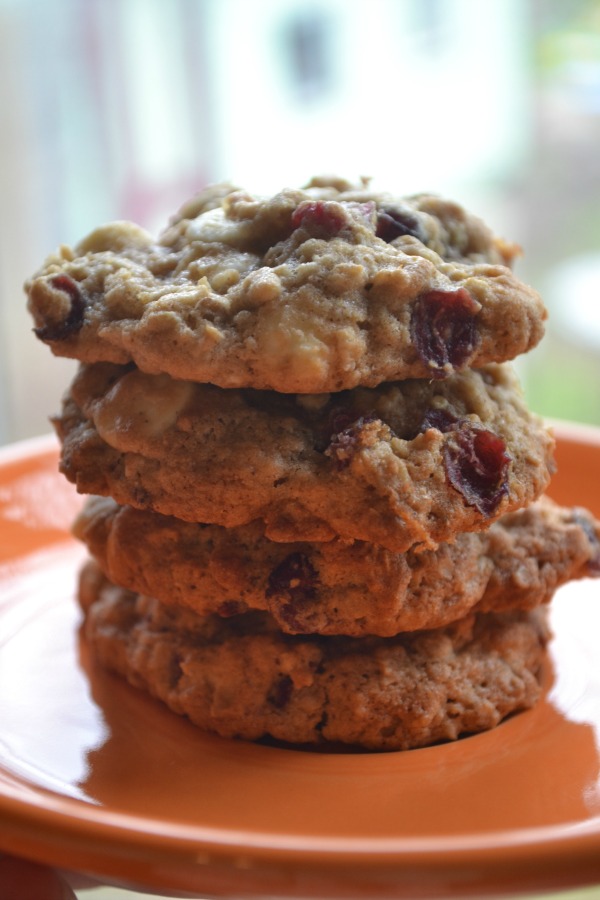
<box><xmin>268</xmin><ymin>675</ymin><xmax>294</xmax><ymax>709</ymax></box>
<box><xmin>312</xmin><ymin>405</ymin><xmax>355</xmax><ymax>454</ymax></box>
<box><xmin>419</xmin><ymin>407</ymin><xmax>460</xmax><ymax>434</ymax></box>
<box><xmin>325</xmin><ymin>412</ymin><xmax>379</xmax><ymax>469</ymax></box>
<box><xmin>266</xmin><ymin>553</ymin><xmax>318</xmax><ymax>634</ymax></box>
<box><xmin>266</xmin><ymin>553</ymin><xmax>318</xmax><ymax>602</ymax></box>
<box><xmin>291</xmin><ymin>200</ymin><xmax>346</xmax><ymax>237</ymax></box>
<box><xmin>444</xmin><ymin>426</ymin><xmax>511</xmax><ymax>516</ymax></box>
<box><xmin>410</xmin><ymin>288</ymin><xmax>480</xmax><ymax>377</ymax></box>
<box><xmin>34</xmin><ymin>273</ymin><xmax>87</xmax><ymax>342</ymax></box>
<box><xmin>376</xmin><ymin>206</ymin><xmax>423</xmax><ymax>243</ymax></box>
<box><xmin>327</xmin><ymin>407</ymin><xmax>364</xmax><ymax>438</ymax></box>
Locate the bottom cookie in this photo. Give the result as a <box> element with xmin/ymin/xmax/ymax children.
<box><xmin>79</xmin><ymin>561</ymin><xmax>550</xmax><ymax>751</ymax></box>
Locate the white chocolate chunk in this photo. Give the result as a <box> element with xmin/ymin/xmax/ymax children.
<box><xmin>93</xmin><ymin>370</ymin><xmax>194</xmax><ymax>452</ymax></box>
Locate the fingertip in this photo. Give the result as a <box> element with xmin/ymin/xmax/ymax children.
<box><xmin>0</xmin><ymin>854</ymin><xmax>77</xmax><ymax>900</ymax></box>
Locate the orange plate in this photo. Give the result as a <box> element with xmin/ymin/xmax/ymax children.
<box><xmin>1</xmin><ymin>427</ymin><xmax>600</xmax><ymax>900</ymax></box>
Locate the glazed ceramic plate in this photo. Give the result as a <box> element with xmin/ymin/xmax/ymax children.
<box><xmin>1</xmin><ymin>427</ymin><xmax>600</xmax><ymax>900</ymax></box>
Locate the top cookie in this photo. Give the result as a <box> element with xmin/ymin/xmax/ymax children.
<box><xmin>26</xmin><ymin>177</ymin><xmax>546</xmax><ymax>393</ymax></box>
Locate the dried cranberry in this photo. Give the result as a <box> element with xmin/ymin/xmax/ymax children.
<box><xmin>444</xmin><ymin>426</ymin><xmax>511</xmax><ymax>516</ymax></box>
<box><xmin>410</xmin><ymin>288</ymin><xmax>480</xmax><ymax>377</ymax></box>
<box><xmin>266</xmin><ymin>553</ymin><xmax>318</xmax><ymax>603</ymax></box>
<box><xmin>268</xmin><ymin>675</ymin><xmax>294</xmax><ymax>709</ymax></box>
<box><xmin>376</xmin><ymin>206</ymin><xmax>423</xmax><ymax>243</ymax></box>
<box><xmin>325</xmin><ymin>412</ymin><xmax>378</xmax><ymax>469</ymax></box>
<box><xmin>329</xmin><ymin>407</ymin><xmax>356</xmax><ymax>432</ymax></box>
<box><xmin>313</xmin><ymin>406</ymin><xmax>352</xmax><ymax>454</ymax></box>
<box><xmin>34</xmin><ymin>274</ymin><xmax>87</xmax><ymax>341</ymax></box>
<box><xmin>291</xmin><ymin>200</ymin><xmax>346</xmax><ymax>237</ymax></box>
<box><xmin>419</xmin><ymin>408</ymin><xmax>460</xmax><ymax>434</ymax></box>
<box><xmin>266</xmin><ymin>554</ymin><xmax>318</xmax><ymax>633</ymax></box>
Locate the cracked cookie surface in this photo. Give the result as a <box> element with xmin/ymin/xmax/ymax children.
<box><xmin>78</xmin><ymin>561</ymin><xmax>550</xmax><ymax>750</ymax></box>
<box><xmin>55</xmin><ymin>361</ymin><xmax>555</xmax><ymax>551</ymax></box>
<box><xmin>74</xmin><ymin>497</ymin><xmax>600</xmax><ymax>637</ymax></box>
<box><xmin>27</xmin><ymin>178</ymin><xmax>546</xmax><ymax>392</ymax></box>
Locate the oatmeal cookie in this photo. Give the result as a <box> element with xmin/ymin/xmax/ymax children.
<box><xmin>55</xmin><ymin>361</ymin><xmax>554</xmax><ymax>551</ymax></box>
<box><xmin>74</xmin><ymin>497</ymin><xmax>599</xmax><ymax>637</ymax></box>
<box><xmin>78</xmin><ymin>561</ymin><xmax>550</xmax><ymax>750</ymax></box>
<box><xmin>26</xmin><ymin>178</ymin><xmax>546</xmax><ymax>392</ymax></box>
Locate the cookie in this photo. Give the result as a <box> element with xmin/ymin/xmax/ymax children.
<box><xmin>26</xmin><ymin>177</ymin><xmax>546</xmax><ymax>392</ymax></box>
<box><xmin>55</xmin><ymin>360</ymin><xmax>555</xmax><ymax>551</ymax></box>
<box><xmin>74</xmin><ymin>496</ymin><xmax>599</xmax><ymax>637</ymax></box>
<box><xmin>78</xmin><ymin>561</ymin><xmax>550</xmax><ymax>750</ymax></box>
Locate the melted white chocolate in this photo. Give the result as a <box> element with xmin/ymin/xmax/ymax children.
<box><xmin>93</xmin><ymin>370</ymin><xmax>194</xmax><ymax>452</ymax></box>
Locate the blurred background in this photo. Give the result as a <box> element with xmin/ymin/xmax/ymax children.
<box><xmin>1</xmin><ymin>0</ymin><xmax>600</xmax><ymax>445</ymax></box>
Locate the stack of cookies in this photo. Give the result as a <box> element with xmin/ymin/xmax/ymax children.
<box><xmin>26</xmin><ymin>177</ymin><xmax>600</xmax><ymax>750</ymax></box>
